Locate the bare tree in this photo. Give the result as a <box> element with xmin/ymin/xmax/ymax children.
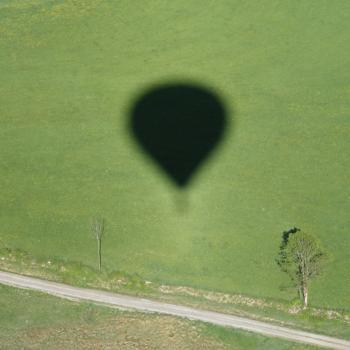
<box><xmin>276</xmin><ymin>228</ymin><xmax>327</xmax><ymax>308</ymax></box>
<box><xmin>90</xmin><ymin>217</ymin><xmax>105</xmax><ymax>271</ymax></box>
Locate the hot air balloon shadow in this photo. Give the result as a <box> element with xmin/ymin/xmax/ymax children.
<box><xmin>129</xmin><ymin>83</ymin><xmax>228</xmax><ymax>210</ymax></box>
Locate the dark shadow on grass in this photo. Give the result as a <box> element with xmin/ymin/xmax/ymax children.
<box><xmin>281</xmin><ymin>227</ymin><xmax>301</xmax><ymax>246</ymax></box>
<box><xmin>129</xmin><ymin>83</ymin><xmax>229</xmax><ymax>188</ymax></box>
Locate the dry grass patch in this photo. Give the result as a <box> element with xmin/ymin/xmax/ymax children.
<box><xmin>1</xmin><ymin>313</ymin><xmax>227</xmax><ymax>350</ymax></box>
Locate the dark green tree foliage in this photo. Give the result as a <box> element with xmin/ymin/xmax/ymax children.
<box><xmin>277</xmin><ymin>228</ymin><xmax>327</xmax><ymax>307</ymax></box>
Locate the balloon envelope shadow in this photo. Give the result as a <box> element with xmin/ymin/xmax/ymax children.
<box><xmin>130</xmin><ymin>83</ymin><xmax>228</xmax><ymax>187</ymax></box>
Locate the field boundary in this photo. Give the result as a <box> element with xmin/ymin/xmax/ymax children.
<box><xmin>1</xmin><ymin>270</ymin><xmax>350</xmax><ymax>350</ymax></box>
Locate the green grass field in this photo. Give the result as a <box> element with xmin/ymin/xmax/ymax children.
<box><xmin>0</xmin><ymin>0</ymin><xmax>349</xmax><ymax>310</ymax></box>
<box><xmin>0</xmin><ymin>284</ymin><xmax>320</xmax><ymax>349</ymax></box>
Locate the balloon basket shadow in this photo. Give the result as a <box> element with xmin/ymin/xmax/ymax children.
<box><xmin>173</xmin><ymin>191</ymin><xmax>190</xmax><ymax>214</ymax></box>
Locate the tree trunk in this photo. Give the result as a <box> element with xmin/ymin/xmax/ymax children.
<box><xmin>298</xmin><ymin>286</ymin><xmax>303</xmax><ymax>303</ymax></box>
<box><xmin>302</xmin><ymin>285</ymin><xmax>308</xmax><ymax>308</ymax></box>
<box><xmin>97</xmin><ymin>238</ymin><xmax>101</xmax><ymax>271</ymax></box>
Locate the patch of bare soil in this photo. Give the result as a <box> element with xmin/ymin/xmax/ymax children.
<box><xmin>1</xmin><ymin>314</ymin><xmax>227</xmax><ymax>350</ymax></box>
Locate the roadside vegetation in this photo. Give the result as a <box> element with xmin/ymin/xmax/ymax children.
<box><xmin>1</xmin><ymin>242</ymin><xmax>349</xmax><ymax>341</ymax></box>
<box><xmin>0</xmin><ymin>284</ymin><xmax>322</xmax><ymax>350</ymax></box>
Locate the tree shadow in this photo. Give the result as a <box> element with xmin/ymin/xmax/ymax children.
<box><xmin>276</xmin><ymin>226</ymin><xmax>301</xmax><ymax>272</ymax></box>
<box><xmin>129</xmin><ymin>83</ymin><xmax>229</xmax><ymax>188</ymax></box>
<box><xmin>281</xmin><ymin>227</ymin><xmax>301</xmax><ymax>246</ymax></box>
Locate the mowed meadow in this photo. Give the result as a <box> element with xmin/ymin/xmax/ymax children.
<box><xmin>0</xmin><ymin>0</ymin><xmax>349</xmax><ymax>309</ymax></box>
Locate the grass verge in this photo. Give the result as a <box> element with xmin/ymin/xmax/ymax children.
<box><xmin>0</xmin><ymin>244</ymin><xmax>349</xmax><ymax>341</ymax></box>
<box><xmin>0</xmin><ymin>283</ymin><xmax>321</xmax><ymax>349</ymax></box>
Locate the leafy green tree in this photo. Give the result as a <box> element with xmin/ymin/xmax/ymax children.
<box><xmin>277</xmin><ymin>228</ymin><xmax>327</xmax><ymax>307</ymax></box>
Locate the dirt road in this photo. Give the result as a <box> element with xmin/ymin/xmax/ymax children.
<box><xmin>0</xmin><ymin>271</ymin><xmax>349</xmax><ymax>349</ymax></box>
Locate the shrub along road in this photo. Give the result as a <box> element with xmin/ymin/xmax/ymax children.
<box><xmin>0</xmin><ymin>271</ymin><xmax>349</xmax><ymax>350</ymax></box>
